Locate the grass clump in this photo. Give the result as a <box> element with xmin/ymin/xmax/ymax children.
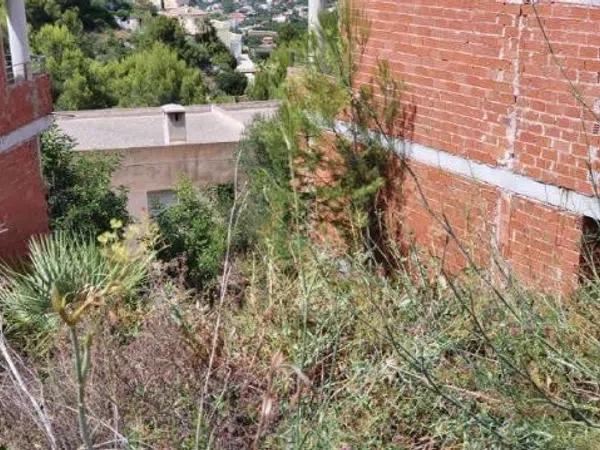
<box><xmin>225</xmin><ymin>248</ymin><xmax>600</xmax><ymax>449</ymax></box>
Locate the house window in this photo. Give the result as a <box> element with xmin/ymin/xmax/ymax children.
<box><xmin>147</xmin><ymin>190</ymin><xmax>176</xmax><ymax>217</ymax></box>
<box><xmin>580</xmin><ymin>216</ymin><xmax>600</xmax><ymax>281</ymax></box>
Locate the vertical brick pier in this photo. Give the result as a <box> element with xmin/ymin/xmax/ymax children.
<box><xmin>0</xmin><ymin>0</ymin><xmax>52</xmax><ymax>260</ymax></box>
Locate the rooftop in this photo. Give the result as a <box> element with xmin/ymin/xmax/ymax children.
<box><xmin>55</xmin><ymin>101</ymin><xmax>279</xmax><ymax>151</ymax></box>
<box><xmin>161</xmin><ymin>6</ymin><xmax>207</xmax><ymax>17</ymax></box>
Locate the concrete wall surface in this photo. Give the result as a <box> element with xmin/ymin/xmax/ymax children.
<box><xmin>86</xmin><ymin>142</ymin><xmax>237</xmax><ymax>218</ymax></box>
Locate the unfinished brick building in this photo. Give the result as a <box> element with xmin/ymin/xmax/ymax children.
<box><xmin>340</xmin><ymin>0</ymin><xmax>600</xmax><ymax>292</ymax></box>
<box><xmin>0</xmin><ymin>0</ymin><xmax>52</xmax><ymax>260</ymax></box>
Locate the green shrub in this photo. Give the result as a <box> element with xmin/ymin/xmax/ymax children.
<box><xmin>0</xmin><ymin>224</ymin><xmax>154</xmax><ymax>354</ymax></box>
<box><xmin>241</xmin><ymin>7</ymin><xmax>402</xmax><ymax>262</ymax></box>
<box><xmin>154</xmin><ymin>178</ymin><xmax>227</xmax><ymax>288</ymax></box>
<box><xmin>215</xmin><ymin>69</ymin><xmax>248</xmax><ymax>97</ymax></box>
<box><xmin>237</xmin><ymin>110</ymin><xmax>314</xmax><ymax>265</ymax></box>
<box><xmin>41</xmin><ymin>124</ymin><xmax>130</xmax><ymax>237</ymax></box>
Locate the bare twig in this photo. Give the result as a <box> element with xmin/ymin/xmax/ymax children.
<box><xmin>194</xmin><ymin>143</ymin><xmax>249</xmax><ymax>450</ymax></box>
<box><xmin>58</xmin><ymin>403</ymin><xmax>137</xmax><ymax>449</ymax></box>
<box><xmin>0</xmin><ymin>317</ymin><xmax>58</xmax><ymax>450</ymax></box>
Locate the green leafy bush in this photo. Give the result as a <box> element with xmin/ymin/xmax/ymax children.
<box><xmin>215</xmin><ymin>69</ymin><xmax>248</xmax><ymax>97</ymax></box>
<box><xmin>247</xmin><ymin>36</ymin><xmax>304</xmax><ymax>101</ymax></box>
<box><xmin>237</xmin><ymin>111</ymin><xmax>311</xmax><ymax>263</ymax></box>
<box><xmin>154</xmin><ymin>178</ymin><xmax>227</xmax><ymax>288</ymax></box>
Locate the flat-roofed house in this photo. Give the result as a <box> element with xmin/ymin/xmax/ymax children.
<box><xmin>56</xmin><ymin>102</ymin><xmax>278</xmax><ymax>218</ymax></box>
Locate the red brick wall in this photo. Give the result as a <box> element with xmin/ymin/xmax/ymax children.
<box><xmin>390</xmin><ymin>159</ymin><xmax>581</xmax><ymax>291</ymax></box>
<box><xmin>0</xmin><ymin>140</ymin><xmax>49</xmax><ymax>260</ymax></box>
<box><xmin>386</xmin><ymin>160</ymin><xmax>499</xmax><ymax>272</ymax></box>
<box><xmin>500</xmin><ymin>194</ymin><xmax>581</xmax><ymax>289</ymax></box>
<box><xmin>0</xmin><ymin>75</ymin><xmax>52</xmax><ymax>134</ymax></box>
<box><xmin>357</xmin><ymin>0</ymin><xmax>600</xmax><ymax>192</ymax></box>
<box><xmin>355</xmin><ymin>0</ymin><xmax>600</xmax><ymax>291</ymax></box>
<box><xmin>0</xmin><ymin>39</ymin><xmax>51</xmax><ymax>261</ymax></box>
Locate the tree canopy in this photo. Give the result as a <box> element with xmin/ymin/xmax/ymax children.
<box><xmin>105</xmin><ymin>42</ymin><xmax>206</xmax><ymax>107</ymax></box>
<box><xmin>26</xmin><ymin>8</ymin><xmax>243</xmax><ymax>110</ymax></box>
<box><xmin>26</xmin><ymin>0</ymin><xmax>123</xmax><ymax>31</ymax></box>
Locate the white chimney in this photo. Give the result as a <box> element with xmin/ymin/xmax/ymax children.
<box><xmin>161</xmin><ymin>104</ymin><xmax>187</xmax><ymax>144</ymax></box>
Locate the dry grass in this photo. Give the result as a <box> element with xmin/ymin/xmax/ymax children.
<box><xmin>2</xmin><ymin>238</ymin><xmax>600</xmax><ymax>449</ymax></box>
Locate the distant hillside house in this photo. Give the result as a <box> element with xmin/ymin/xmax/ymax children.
<box><xmin>56</xmin><ymin>102</ymin><xmax>278</xmax><ymax>218</ymax></box>
<box><xmin>228</xmin><ymin>12</ymin><xmax>246</xmax><ymax>28</ymax></box>
<box><xmin>151</xmin><ymin>0</ymin><xmax>189</xmax><ymax>11</ymax></box>
<box><xmin>162</xmin><ymin>6</ymin><xmax>208</xmax><ymax>34</ymax></box>
<box><xmin>212</xmin><ymin>19</ymin><xmax>243</xmax><ymax>59</ymax></box>
<box><xmin>236</xmin><ymin>54</ymin><xmax>256</xmax><ymax>82</ymax></box>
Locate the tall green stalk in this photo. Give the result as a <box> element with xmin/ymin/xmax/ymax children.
<box><xmin>69</xmin><ymin>326</ymin><xmax>93</xmax><ymax>450</ymax></box>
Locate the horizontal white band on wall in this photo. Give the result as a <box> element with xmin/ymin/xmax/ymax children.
<box><xmin>506</xmin><ymin>0</ymin><xmax>600</xmax><ymax>5</ymax></box>
<box><xmin>0</xmin><ymin>115</ymin><xmax>53</xmax><ymax>154</ymax></box>
<box><xmin>559</xmin><ymin>0</ymin><xmax>600</xmax><ymax>5</ymax></box>
<box><xmin>335</xmin><ymin>121</ymin><xmax>600</xmax><ymax>220</ymax></box>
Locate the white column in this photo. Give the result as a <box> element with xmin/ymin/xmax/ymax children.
<box><xmin>308</xmin><ymin>0</ymin><xmax>325</xmax><ymax>33</ymax></box>
<box><xmin>6</xmin><ymin>0</ymin><xmax>31</xmax><ymax>81</ymax></box>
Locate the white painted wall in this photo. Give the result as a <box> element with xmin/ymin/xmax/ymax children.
<box><xmin>5</xmin><ymin>0</ymin><xmax>30</xmax><ymax>80</ymax></box>
<box><xmin>308</xmin><ymin>0</ymin><xmax>325</xmax><ymax>33</ymax></box>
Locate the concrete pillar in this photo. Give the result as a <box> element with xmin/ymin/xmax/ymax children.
<box><xmin>6</xmin><ymin>0</ymin><xmax>30</xmax><ymax>81</ymax></box>
<box><xmin>308</xmin><ymin>0</ymin><xmax>325</xmax><ymax>33</ymax></box>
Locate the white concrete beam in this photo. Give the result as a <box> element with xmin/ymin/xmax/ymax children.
<box><xmin>335</xmin><ymin>121</ymin><xmax>600</xmax><ymax>220</ymax></box>
<box><xmin>308</xmin><ymin>0</ymin><xmax>325</xmax><ymax>33</ymax></box>
<box><xmin>5</xmin><ymin>0</ymin><xmax>30</xmax><ymax>81</ymax></box>
<box><xmin>0</xmin><ymin>116</ymin><xmax>52</xmax><ymax>153</ymax></box>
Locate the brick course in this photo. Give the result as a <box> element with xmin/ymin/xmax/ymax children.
<box><xmin>385</xmin><ymin>158</ymin><xmax>582</xmax><ymax>292</ymax></box>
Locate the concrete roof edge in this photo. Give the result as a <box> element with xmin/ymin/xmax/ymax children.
<box><xmin>53</xmin><ymin>101</ymin><xmax>280</xmax><ymax>120</ymax></box>
<box><xmin>72</xmin><ymin>140</ymin><xmax>239</xmax><ymax>153</ymax></box>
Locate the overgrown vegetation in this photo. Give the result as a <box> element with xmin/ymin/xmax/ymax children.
<box><xmin>3</xmin><ymin>236</ymin><xmax>600</xmax><ymax>448</ymax></box>
<box><xmin>243</xmin><ymin>5</ymin><xmax>403</xmax><ymax>262</ymax></box>
<box><xmin>2</xmin><ymin>2</ymin><xmax>600</xmax><ymax>449</ymax></box>
<box><xmin>247</xmin><ymin>35</ymin><xmax>304</xmax><ymax>101</ymax></box>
